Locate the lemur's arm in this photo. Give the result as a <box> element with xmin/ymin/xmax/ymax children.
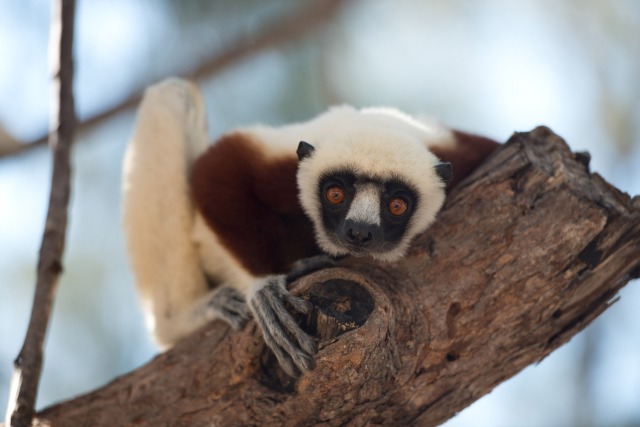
<box><xmin>191</xmin><ymin>133</ymin><xmax>323</xmax><ymax>376</ymax></box>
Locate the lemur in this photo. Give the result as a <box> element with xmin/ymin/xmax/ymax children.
<box><xmin>122</xmin><ymin>78</ymin><xmax>499</xmax><ymax>377</ymax></box>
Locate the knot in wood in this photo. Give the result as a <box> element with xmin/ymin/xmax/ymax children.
<box><xmin>305</xmin><ymin>279</ymin><xmax>374</xmax><ymax>341</ymax></box>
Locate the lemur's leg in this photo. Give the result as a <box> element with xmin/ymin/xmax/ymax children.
<box><xmin>249</xmin><ymin>276</ymin><xmax>317</xmax><ymax>377</ymax></box>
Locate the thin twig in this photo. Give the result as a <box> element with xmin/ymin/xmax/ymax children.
<box><xmin>0</xmin><ymin>0</ymin><xmax>348</xmax><ymax>158</ymax></box>
<box><xmin>5</xmin><ymin>0</ymin><xmax>76</xmax><ymax>425</ymax></box>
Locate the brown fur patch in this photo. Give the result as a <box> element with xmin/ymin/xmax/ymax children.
<box><xmin>430</xmin><ymin>130</ymin><xmax>500</xmax><ymax>192</ymax></box>
<box><xmin>191</xmin><ymin>133</ymin><xmax>321</xmax><ymax>276</ymax></box>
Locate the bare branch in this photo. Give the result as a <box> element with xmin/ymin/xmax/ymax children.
<box><xmin>5</xmin><ymin>0</ymin><xmax>76</xmax><ymax>425</ymax></box>
<box><xmin>0</xmin><ymin>0</ymin><xmax>348</xmax><ymax>158</ymax></box>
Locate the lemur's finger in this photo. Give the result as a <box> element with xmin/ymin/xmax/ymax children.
<box><xmin>286</xmin><ymin>293</ymin><xmax>314</xmax><ymax>315</ymax></box>
<box><xmin>250</xmin><ymin>296</ymin><xmax>315</xmax><ymax>375</ymax></box>
<box><xmin>220</xmin><ymin>308</ymin><xmax>249</xmax><ymax>330</ymax></box>
<box><xmin>251</xmin><ymin>295</ymin><xmax>309</xmax><ymax>362</ymax></box>
<box><xmin>269</xmin><ymin>277</ymin><xmax>314</xmax><ymax>314</ymax></box>
<box><xmin>222</xmin><ymin>304</ymin><xmax>251</xmax><ymax>329</ymax></box>
<box><xmin>255</xmin><ymin>316</ymin><xmax>301</xmax><ymax>377</ymax></box>
<box><xmin>223</xmin><ymin>293</ymin><xmax>250</xmax><ymax>317</ymax></box>
<box><xmin>264</xmin><ymin>288</ymin><xmax>317</xmax><ymax>356</ymax></box>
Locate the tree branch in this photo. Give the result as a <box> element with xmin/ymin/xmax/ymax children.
<box><xmin>5</xmin><ymin>1</ymin><xmax>76</xmax><ymax>426</ymax></box>
<box><xmin>0</xmin><ymin>0</ymin><xmax>348</xmax><ymax>158</ymax></box>
<box><xmin>29</xmin><ymin>128</ymin><xmax>640</xmax><ymax>426</ymax></box>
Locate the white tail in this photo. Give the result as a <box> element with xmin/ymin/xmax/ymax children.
<box><xmin>122</xmin><ymin>78</ymin><xmax>210</xmax><ymax>347</ymax></box>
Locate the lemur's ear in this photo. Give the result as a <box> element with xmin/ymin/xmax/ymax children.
<box><xmin>435</xmin><ymin>162</ymin><xmax>452</xmax><ymax>184</ymax></box>
<box><xmin>297</xmin><ymin>141</ymin><xmax>316</xmax><ymax>161</ymax></box>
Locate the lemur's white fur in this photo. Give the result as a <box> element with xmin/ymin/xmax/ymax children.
<box><xmin>346</xmin><ymin>182</ymin><xmax>382</xmax><ymax>226</ymax></box>
<box><xmin>123</xmin><ymin>79</ymin><xmax>453</xmax><ymax>349</ymax></box>
<box><xmin>234</xmin><ymin>105</ymin><xmax>453</xmax><ymax>261</ymax></box>
<box><xmin>123</xmin><ymin>79</ymin><xmax>252</xmax><ymax>347</ymax></box>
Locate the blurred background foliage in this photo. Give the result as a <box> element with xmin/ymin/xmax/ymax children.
<box><xmin>0</xmin><ymin>1</ymin><xmax>638</xmax><ymax>425</ymax></box>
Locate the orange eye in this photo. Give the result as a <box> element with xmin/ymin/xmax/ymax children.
<box><xmin>389</xmin><ymin>198</ymin><xmax>408</xmax><ymax>216</ymax></box>
<box><xmin>326</xmin><ymin>187</ymin><xmax>345</xmax><ymax>205</ymax></box>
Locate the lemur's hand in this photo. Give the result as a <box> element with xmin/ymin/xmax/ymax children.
<box><xmin>286</xmin><ymin>254</ymin><xmax>338</xmax><ymax>284</ymax></box>
<box><xmin>249</xmin><ymin>275</ymin><xmax>317</xmax><ymax>377</ymax></box>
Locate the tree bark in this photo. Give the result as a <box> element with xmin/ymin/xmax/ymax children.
<box><xmin>33</xmin><ymin>127</ymin><xmax>640</xmax><ymax>426</ymax></box>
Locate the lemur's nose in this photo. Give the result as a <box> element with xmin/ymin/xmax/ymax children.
<box><xmin>347</xmin><ymin>228</ymin><xmax>372</xmax><ymax>244</ymax></box>
<box><xmin>343</xmin><ymin>220</ymin><xmax>381</xmax><ymax>246</ymax></box>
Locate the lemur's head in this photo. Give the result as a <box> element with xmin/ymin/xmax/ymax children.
<box><xmin>296</xmin><ymin>127</ymin><xmax>451</xmax><ymax>262</ymax></box>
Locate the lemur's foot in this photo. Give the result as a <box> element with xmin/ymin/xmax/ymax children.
<box><xmin>207</xmin><ymin>286</ymin><xmax>251</xmax><ymax>330</ymax></box>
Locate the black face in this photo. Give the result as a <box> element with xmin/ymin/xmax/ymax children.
<box><xmin>380</xmin><ymin>179</ymin><xmax>418</xmax><ymax>244</ymax></box>
<box><xmin>318</xmin><ymin>170</ymin><xmax>418</xmax><ymax>256</ymax></box>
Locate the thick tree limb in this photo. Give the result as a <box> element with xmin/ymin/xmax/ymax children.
<box><xmin>33</xmin><ymin>128</ymin><xmax>640</xmax><ymax>426</ymax></box>
<box><xmin>0</xmin><ymin>0</ymin><xmax>348</xmax><ymax>158</ymax></box>
<box><xmin>5</xmin><ymin>1</ymin><xmax>76</xmax><ymax>426</ymax></box>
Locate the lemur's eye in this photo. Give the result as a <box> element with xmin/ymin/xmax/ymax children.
<box><xmin>326</xmin><ymin>187</ymin><xmax>345</xmax><ymax>205</ymax></box>
<box><xmin>389</xmin><ymin>198</ymin><xmax>408</xmax><ymax>216</ymax></box>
